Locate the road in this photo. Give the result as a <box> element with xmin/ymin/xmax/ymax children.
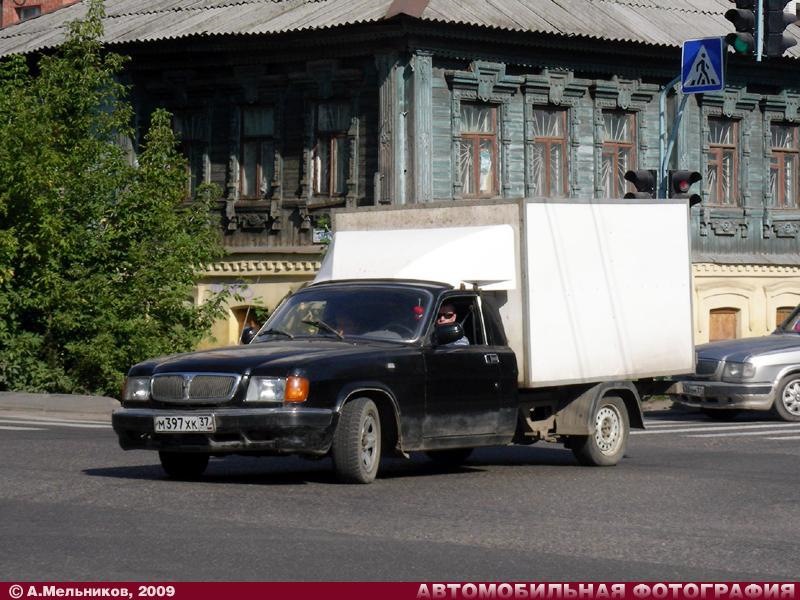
<box><xmin>0</xmin><ymin>409</ymin><xmax>798</xmax><ymax>581</ymax></box>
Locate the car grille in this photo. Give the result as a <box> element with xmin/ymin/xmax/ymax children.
<box><xmin>152</xmin><ymin>374</ymin><xmax>239</xmax><ymax>404</ymax></box>
<box><xmin>695</xmin><ymin>358</ymin><xmax>719</xmax><ymax>376</ymax></box>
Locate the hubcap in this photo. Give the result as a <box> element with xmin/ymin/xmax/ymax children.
<box><xmin>781</xmin><ymin>379</ymin><xmax>800</xmax><ymax>416</ymax></box>
<box><xmin>360</xmin><ymin>413</ymin><xmax>378</xmax><ymax>471</ymax></box>
<box><xmin>594</xmin><ymin>404</ymin><xmax>623</xmax><ymax>455</ymax></box>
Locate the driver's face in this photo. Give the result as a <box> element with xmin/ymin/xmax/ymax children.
<box><xmin>437</xmin><ymin>304</ymin><xmax>457</xmax><ymax>325</ymax></box>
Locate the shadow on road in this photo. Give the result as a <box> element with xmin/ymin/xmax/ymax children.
<box><xmin>84</xmin><ymin>444</ymin><xmax>579</xmax><ymax>485</ymax></box>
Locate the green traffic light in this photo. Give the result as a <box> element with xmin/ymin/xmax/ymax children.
<box><xmin>725</xmin><ymin>32</ymin><xmax>755</xmax><ymax>54</ymax></box>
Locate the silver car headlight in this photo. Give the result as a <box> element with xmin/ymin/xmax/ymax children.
<box><xmin>245</xmin><ymin>377</ymin><xmax>287</xmax><ymax>402</ymax></box>
<box><xmin>123</xmin><ymin>376</ymin><xmax>151</xmax><ymax>402</ymax></box>
<box><xmin>722</xmin><ymin>361</ymin><xmax>755</xmax><ymax>382</ymax></box>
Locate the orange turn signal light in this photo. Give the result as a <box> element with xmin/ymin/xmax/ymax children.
<box><xmin>285</xmin><ymin>376</ymin><xmax>310</xmax><ymax>403</ymax></box>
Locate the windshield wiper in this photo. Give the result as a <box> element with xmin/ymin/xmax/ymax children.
<box><xmin>302</xmin><ymin>319</ymin><xmax>344</xmax><ymax>340</ymax></box>
<box><xmin>256</xmin><ymin>328</ymin><xmax>294</xmax><ymax>339</ymax></box>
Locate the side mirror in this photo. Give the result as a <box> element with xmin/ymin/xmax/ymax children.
<box><xmin>434</xmin><ymin>323</ymin><xmax>464</xmax><ymax>346</ymax></box>
<box><xmin>240</xmin><ymin>328</ymin><xmax>256</xmax><ymax>345</ymax></box>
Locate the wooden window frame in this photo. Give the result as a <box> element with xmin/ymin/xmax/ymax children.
<box><xmin>602</xmin><ymin>111</ymin><xmax>636</xmax><ymax>198</ymax></box>
<box><xmin>313</xmin><ymin>132</ymin><xmax>349</xmax><ymax>197</ymax></box>
<box><xmin>707</xmin><ymin>117</ymin><xmax>739</xmax><ymax>207</ymax></box>
<box><xmin>532</xmin><ymin>107</ymin><xmax>568</xmax><ymax>197</ymax></box>
<box><xmin>239</xmin><ymin>106</ymin><xmax>274</xmax><ymax>200</ymax></box>
<box><xmin>460</xmin><ymin>103</ymin><xmax>499</xmax><ymax>199</ymax></box>
<box><xmin>770</xmin><ymin>122</ymin><xmax>799</xmax><ymax>209</ymax></box>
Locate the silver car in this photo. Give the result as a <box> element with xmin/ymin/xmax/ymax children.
<box><xmin>669</xmin><ymin>309</ymin><xmax>800</xmax><ymax>422</ymax></box>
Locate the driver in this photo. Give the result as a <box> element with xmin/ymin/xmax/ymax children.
<box><xmin>436</xmin><ymin>303</ymin><xmax>469</xmax><ymax>346</ymax></box>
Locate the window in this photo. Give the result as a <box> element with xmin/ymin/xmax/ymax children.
<box><xmin>707</xmin><ymin>117</ymin><xmax>739</xmax><ymax>206</ymax></box>
<box><xmin>173</xmin><ymin>112</ymin><xmax>207</xmax><ymax>199</ymax></box>
<box><xmin>776</xmin><ymin>306</ymin><xmax>795</xmax><ymax>328</ymax></box>
<box><xmin>16</xmin><ymin>6</ymin><xmax>41</xmax><ymax>21</ymax></box>
<box><xmin>458</xmin><ymin>104</ymin><xmax>498</xmax><ymax>197</ymax></box>
<box><xmin>770</xmin><ymin>123</ymin><xmax>800</xmax><ymax>209</ymax></box>
<box><xmin>240</xmin><ymin>107</ymin><xmax>275</xmax><ymax>199</ymax></box>
<box><xmin>709</xmin><ymin>307</ymin><xmax>739</xmax><ymax>341</ymax></box>
<box><xmin>531</xmin><ymin>107</ymin><xmax>568</xmax><ymax>197</ymax></box>
<box><xmin>313</xmin><ymin>102</ymin><xmax>350</xmax><ymax>196</ymax></box>
<box><xmin>601</xmin><ymin>111</ymin><xmax>636</xmax><ymax>198</ymax></box>
<box><xmin>434</xmin><ymin>296</ymin><xmax>486</xmax><ymax>345</ymax></box>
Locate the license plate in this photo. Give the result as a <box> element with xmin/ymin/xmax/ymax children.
<box><xmin>154</xmin><ymin>415</ymin><xmax>215</xmax><ymax>433</ymax></box>
<box><xmin>684</xmin><ymin>384</ymin><xmax>705</xmax><ymax>397</ymax></box>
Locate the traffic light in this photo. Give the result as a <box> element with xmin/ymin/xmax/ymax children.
<box><xmin>763</xmin><ymin>0</ymin><xmax>797</xmax><ymax>57</ymax></box>
<box><xmin>623</xmin><ymin>170</ymin><xmax>656</xmax><ymax>199</ymax></box>
<box><xmin>668</xmin><ymin>170</ymin><xmax>702</xmax><ymax>206</ymax></box>
<box><xmin>725</xmin><ymin>0</ymin><xmax>757</xmax><ymax>55</ymax></box>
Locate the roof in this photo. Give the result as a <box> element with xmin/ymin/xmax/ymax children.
<box><xmin>0</xmin><ymin>0</ymin><xmax>799</xmax><ymax>59</ymax></box>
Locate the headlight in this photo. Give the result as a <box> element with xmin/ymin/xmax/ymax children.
<box><xmin>123</xmin><ymin>376</ymin><xmax>151</xmax><ymax>402</ymax></box>
<box><xmin>246</xmin><ymin>376</ymin><xmax>309</xmax><ymax>403</ymax></box>
<box><xmin>722</xmin><ymin>361</ymin><xmax>755</xmax><ymax>381</ymax></box>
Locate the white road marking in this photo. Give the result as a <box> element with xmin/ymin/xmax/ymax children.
<box><xmin>633</xmin><ymin>422</ymin><xmax>800</xmax><ymax>435</ymax></box>
<box><xmin>765</xmin><ymin>435</ymin><xmax>800</xmax><ymax>440</ymax></box>
<box><xmin>0</xmin><ymin>425</ymin><xmax>46</xmax><ymax>431</ymax></box>
<box><xmin>0</xmin><ymin>418</ymin><xmax>110</xmax><ymax>429</ymax></box>
<box><xmin>687</xmin><ymin>428</ymin><xmax>800</xmax><ymax>438</ymax></box>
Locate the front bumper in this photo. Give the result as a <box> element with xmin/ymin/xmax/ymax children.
<box><xmin>666</xmin><ymin>380</ymin><xmax>774</xmax><ymax>411</ymax></box>
<box><xmin>112</xmin><ymin>406</ymin><xmax>336</xmax><ymax>455</ymax></box>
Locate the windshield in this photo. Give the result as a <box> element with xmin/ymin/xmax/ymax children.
<box><xmin>254</xmin><ymin>286</ymin><xmax>433</xmax><ymax>342</ymax></box>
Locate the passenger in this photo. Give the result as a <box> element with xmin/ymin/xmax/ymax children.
<box><xmin>436</xmin><ymin>303</ymin><xmax>469</xmax><ymax>346</ymax></box>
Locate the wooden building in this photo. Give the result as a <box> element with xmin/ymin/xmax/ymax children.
<box><xmin>2</xmin><ymin>0</ymin><xmax>800</xmax><ymax>345</ymax></box>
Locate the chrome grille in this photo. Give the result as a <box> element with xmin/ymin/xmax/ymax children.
<box><xmin>151</xmin><ymin>375</ymin><xmax>184</xmax><ymax>401</ymax></box>
<box><xmin>151</xmin><ymin>373</ymin><xmax>239</xmax><ymax>404</ymax></box>
<box><xmin>695</xmin><ymin>359</ymin><xmax>719</xmax><ymax>376</ymax></box>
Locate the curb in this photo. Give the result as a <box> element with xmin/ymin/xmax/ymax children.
<box><xmin>0</xmin><ymin>392</ymin><xmax>117</xmax><ymax>421</ymax></box>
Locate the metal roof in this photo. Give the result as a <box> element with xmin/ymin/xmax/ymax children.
<box><xmin>1</xmin><ymin>0</ymin><xmax>799</xmax><ymax>59</ymax></box>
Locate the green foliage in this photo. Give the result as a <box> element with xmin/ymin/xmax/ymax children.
<box><xmin>0</xmin><ymin>0</ymin><xmax>230</xmax><ymax>396</ymax></box>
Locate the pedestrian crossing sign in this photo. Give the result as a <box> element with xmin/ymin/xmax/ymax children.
<box><xmin>682</xmin><ymin>37</ymin><xmax>724</xmax><ymax>94</ymax></box>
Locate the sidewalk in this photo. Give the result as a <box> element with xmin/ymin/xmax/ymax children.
<box><xmin>0</xmin><ymin>391</ymin><xmax>118</xmax><ymax>422</ymax></box>
<box><xmin>0</xmin><ymin>390</ymin><xmax>678</xmax><ymax>423</ymax></box>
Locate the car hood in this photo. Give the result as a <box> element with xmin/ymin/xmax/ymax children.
<box><xmin>697</xmin><ymin>333</ymin><xmax>800</xmax><ymax>362</ymax></box>
<box><xmin>130</xmin><ymin>339</ymin><xmax>408</xmax><ymax>376</ymax></box>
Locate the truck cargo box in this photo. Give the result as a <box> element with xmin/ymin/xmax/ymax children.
<box><xmin>320</xmin><ymin>198</ymin><xmax>694</xmax><ymax>388</ymax></box>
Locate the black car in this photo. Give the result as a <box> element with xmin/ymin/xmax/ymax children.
<box><xmin>112</xmin><ymin>280</ymin><xmax>518</xmax><ymax>483</ymax></box>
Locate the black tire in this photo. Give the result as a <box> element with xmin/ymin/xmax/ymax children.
<box><xmin>425</xmin><ymin>448</ymin><xmax>473</xmax><ymax>466</ymax></box>
<box><xmin>158</xmin><ymin>451</ymin><xmax>209</xmax><ymax>479</ymax></box>
<box><xmin>702</xmin><ymin>408</ymin><xmax>740</xmax><ymax>421</ymax></box>
<box><xmin>570</xmin><ymin>395</ymin><xmax>629</xmax><ymax>467</ymax></box>
<box><xmin>332</xmin><ymin>397</ymin><xmax>381</xmax><ymax>484</ymax></box>
<box><xmin>772</xmin><ymin>374</ymin><xmax>800</xmax><ymax>422</ymax></box>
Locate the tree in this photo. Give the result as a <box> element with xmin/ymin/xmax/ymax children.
<box><xmin>0</xmin><ymin>0</ymin><xmax>231</xmax><ymax>396</ymax></box>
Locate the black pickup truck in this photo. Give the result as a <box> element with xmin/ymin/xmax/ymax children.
<box><xmin>113</xmin><ymin>279</ymin><xmax>640</xmax><ymax>483</ymax></box>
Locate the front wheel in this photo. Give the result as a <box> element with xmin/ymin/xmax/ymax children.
<box><xmin>773</xmin><ymin>374</ymin><xmax>800</xmax><ymax>422</ymax></box>
<box><xmin>332</xmin><ymin>397</ymin><xmax>382</xmax><ymax>483</ymax></box>
<box><xmin>570</xmin><ymin>395</ymin><xmax>629</xmax><ymax>467</ymax></box>
<box><xmin>158</xmin><ymin>451</ymin><xmax>209</xmax><ymax>479</ymax></box>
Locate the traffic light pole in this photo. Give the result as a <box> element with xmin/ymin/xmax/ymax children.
<box><xmin>658</xmin><ymin>75</ymin><xmax>687</xmax><ymax>199</ymax></box>
<box><xmin>756</xmin><ymin>0</ymin><xmax>764</xmax><ymax>62</ymax></box>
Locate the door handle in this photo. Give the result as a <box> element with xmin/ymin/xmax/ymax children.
<box><xmin>484</xmin><ymin>353</ymin><xmax>500</xmax><ymax>364</ymax></box>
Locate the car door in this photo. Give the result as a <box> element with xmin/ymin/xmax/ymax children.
<box><xmin>422</xmin><ymin>295</ymin><xmax>506</xmax><ymax>440</ymax></box>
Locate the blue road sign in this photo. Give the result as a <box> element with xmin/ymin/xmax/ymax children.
<box><xmin>682</xmin><ymin>37</ymin><xmax>725</xmax><ymax>94</ymax></box>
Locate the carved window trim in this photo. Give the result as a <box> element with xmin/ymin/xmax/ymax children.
<box><xmin>446</xmin><ymin>62</ymin><xmax>523</xmax><ymax>200</ymax></box>
<box><xmin>761</xmin><ymin>92</ymin><xmax>800</xmax><ymax>239</ymax></box>
<box><xmin>591</xmin><ymin>77</ymin><xmax>657</xmax><ymax>199</ymax></box>
<box><xmin>523</xmin><ymin>70</ymin><xmax>588</xmax><ymax>199</ymax></box>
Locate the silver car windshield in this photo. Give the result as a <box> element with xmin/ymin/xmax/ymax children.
<box><xmin>254</xmin><ymin>286</ymin><xmax>433</xmax><ymax>342</ymax></box>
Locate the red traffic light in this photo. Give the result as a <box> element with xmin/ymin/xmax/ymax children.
<box><xmin>668</xmin><ymin>170</ymin><xmax>702</xmax><ymax>202</ymax></box>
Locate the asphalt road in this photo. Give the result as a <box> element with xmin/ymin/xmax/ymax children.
<box><xmin>1</xmin><ymin>409</ymin><xmax>798</xmax><ymax>581</ymax></box>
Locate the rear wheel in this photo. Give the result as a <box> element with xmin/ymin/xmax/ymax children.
<box><xmin>158</xmin><ymin>451</ymin><xmax>209</xmax><ymax>479</ymax></box>
<box><xmin>773</xmin><ymin>374</ymin><xmax>800</xmax><ymax>422</ymax></box>
<box><xmin>425</xmin><ymin>448</ymin><xmax>473</xmax><ymax>466</ymax></box>
<box><xmin>332</xmin><ymin>397</ymin><xmax>381</xmax><ymax>483</ymax></box>
<box><xmin>570</xmin><ymin>395</ymin><xmax>629</xmax><ymax>467</ymax></box>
